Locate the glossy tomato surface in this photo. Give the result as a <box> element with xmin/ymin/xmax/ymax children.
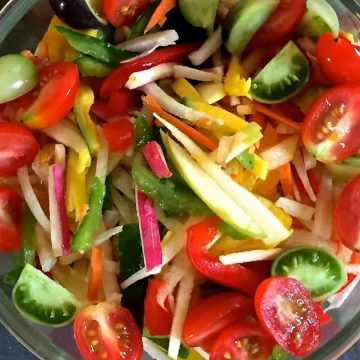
<box><xmin>103</xmin><ymin>117</ymin><xmax>134</xmax><ymax>152</ymax></box>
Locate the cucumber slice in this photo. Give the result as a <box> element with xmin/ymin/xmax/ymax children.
<box><xmin>326</xmin><ymin>156</ymin><xmax>360</xmax><ymax>182</ymax></box>
<box><xmin>250</xmin><ymin>41</ymin><xmax>309</xmax><ymax>104</ymax></box>
<box><xmin>12</xmin><ymin>263</ymin><xmax>81</xmax><ymax>326</ymax></box>
<box><xmin>296</xmin><ymin>0</ymin><xmax>339</xmax><ymax>38</ymax></box>
<box><xmin>224</xmin><ymin>0</ymin><xmax>279</xmax><ymax>55</ymax></box>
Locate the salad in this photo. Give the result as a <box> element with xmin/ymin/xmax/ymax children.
<box><xmin>1</xmin><ymin>0</ymin><xmax>360</xmax><ymax>359</ymax></box>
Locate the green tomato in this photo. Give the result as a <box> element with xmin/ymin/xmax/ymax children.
<box><xmin>0</xmin><ymin>54</ymin><xmax>38</xmax><ymax>104</ymax></box>
<box><xmin>271</xmin><ymin>246</ymin><xmax>347</xmax><ymax>301</ymax></box>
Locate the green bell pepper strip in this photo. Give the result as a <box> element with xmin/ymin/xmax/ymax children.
<box><xmin>132</xmin><ymin>163</ymin><xmax>212</xmax><ymax>217</ymax></box>
<box><xmin>272</xmin><ymin>345</ymin><xmax>288</xmax><ymax>360</ymax></box>
<box><xmin>237</xmin><ymin>151</ymin><xmax>255</xmax><ymax>170</ymax></box>
<box><xmin>71</xmin><ymin>177</ymin><xmax>106</xmax><ymax>251</ymax></box>
<box><xmin>133</xmin><ymin>111</ymin><xmax>152</xmax><ymax>149</ymax></box>
<box><xmin>56</xmin><ymin>26</ymin><xmax>138</xmax><ymax>66</ymax></box>
<box><xmin>103</xmin><ymin>175</ymin><xmax>113</xmax><ymax>212</ymax></box>
<box><xmin>74</xmin><ymin>55</ymin><xmax>114</xmax><ymax>78</ymax></box>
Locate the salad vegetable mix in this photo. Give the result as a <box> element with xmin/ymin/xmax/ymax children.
<box><xmin>1</xmin><ymin>0</ymin><xmax>360</xmax><ymax>359</ymax></box>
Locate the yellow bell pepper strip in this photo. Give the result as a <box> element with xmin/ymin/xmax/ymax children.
<box><xmin>223</xmin><ymin>56</ymin><xmax>252</xmax><ymax>99</ymax></box>
<box><xmin>66</xmin><ymin>149</ymin><xmax>87</xmax><ymax>222</ymax></box>
<box><xmin>74</xmin><ymin>85</ymin><xmax>99</xmax><ymax>155</ymax></box>
<box><xmin>237</xmin><ymin>151</ymin><xmax>269</xmax><ymax>181</ymax></box>
<box><xmin>196</xmin><ymin>82</ymin><xmax>226</xmax><ymax>104</ymax></box>
<box><xmin>253</xmin><ymin>169</ymin><xmax>280</xmax><ymax>198</ymax></box>
<box><xmin>171</xmin><ymin>78</ymin><xmax>203</xmax><ymax>101</ymax></box>
<box><xmin>209</xmin><ymin>236</ymin><xmax>267</xmax><ymax>256</ymax></box>
<box><xmin>237</xmin><ymin>165</ymin><xmax>258</xmax><ymax>191</ymax></box>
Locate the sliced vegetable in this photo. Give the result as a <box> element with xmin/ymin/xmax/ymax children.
<box><xmin>13</xmin><ymin>263</ymin><xmax>81</xmax><ymax>326</ymax></box>
<box><xmin>74</xmin><ymin>55</ymin><xmax>113</xmax><ymax>78</ymax></box>
<box><xmin>103</xmin><ymin>117</ymin><xmax>134</xmax><ymax>152</ymax></box>
<box><xmin>144</xmin><ymin>0</ymin><xmax>177</xmax><ymax>33</ymax></box>
<box><xmin>179</xmin><ymin>0</ymin><xmax>217</xmax><ymax>30</ymax></box>
<box><xmin>134</xmin><ymin>111</ymin><xmax>152</xmax><ymax>149</ymax></box>
<box><xmin>219</xmin><ymin>248</ymin><xmax>283</xmax><ymax>265</ymax></box>
<box><xmin>142</xmin><ymin>141</ymin><xmax>172</xmax><ymax>178</ymax></box>
<box><xmin>172</xmin><ymin>78</ymin><xmax>204</xmax><ymax>102</ymax></box>
<box><xmin>326</xmin><ymin>156</ymin><xmax>360</xmax><ymax>182</ymax></box>
<box><xmin>87</xmin><ymin>246</ymin><xmax>104</xmax><ymax>301</ymax></box>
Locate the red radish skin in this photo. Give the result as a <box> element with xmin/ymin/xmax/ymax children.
<box><xmin>142</xmin><ymin>141</ymin><xmax>172</xmax><ymax>178</ymax></box>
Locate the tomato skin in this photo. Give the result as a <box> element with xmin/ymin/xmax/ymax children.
<box><xmin>302</xmin><ymin>85</ymin><xmax>360</xmax><ymax>162</ymax></box>
<box><xmin>0</xmin><ymin>122</ymin><xmax>39</xmax><ymax>177</ymax></box>
<box><xmin>316</xmin><ymin>32</ymin><xmax>360</xmax><ymax>86</ymax></box>
<box><xmin>144</xmin><ymin>277</ymin><xmax>173</xmax><ymax>336</ymax></box>
<box><xmin>255</xmin><ymin>276</ymin><xmax>320</xmax><ymax>357</ymax></box>
<box><xmin>333</xmin><ymin>174</ymin><xmax>360</xmax><ymax>251</ymax></box>
<box><xmin>73</xmin><ymin>302</ymin><xmax>143</xmax><ymax>360</ymax></box>
<box><xmin>0</xmin><ymin>186</ymin><xmax>23</xmax><ymax>251</ymax></box>
<box><xmin>186</xmin><ymin>217</ymin><xmax>265</xmax><ymax>295</ymax></box>
<box><xmin>182</xmin><ymin>292</ymin><xmax>253</xmax><ymax>347</ymax></box>
<box><xmin>102</xmin><ymin>0</ymin><xmax>151</xmax><ymax>27</ymax></box>
<box><xmin>108</xmin><ymin>88</ymin><xmax>139</xmax><ymax>116</ymax></box>
<box><xmin>248</xmin><ymin>0</ymin><xmax>305</xmax><ymax>49</ymax></box>
<box><xmin>209</xmin><ymin>322</ymin><xmax>274</xmax><ymax>360</ymax></box>
<box><xmin>21</xmin><ymin>62</ymin><xmax>79</xmax><ymax>129</ymax></box>
<box><xmin>103</xmin><ymin>117</ymin><xmax>134</xmax><ymax>152</ymax></box>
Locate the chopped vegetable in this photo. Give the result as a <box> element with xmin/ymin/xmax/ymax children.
<box><xmin>143</xmin><ymin>141</ymin><xmax>172</xmax><ymax>178</ymax></box>
<box><xmin>134</xmin><ymin>111</ymin><xmax>152</xmax><ymax>149</ymax></box>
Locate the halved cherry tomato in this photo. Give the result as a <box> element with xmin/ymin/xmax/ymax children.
<box><xmin>316</xmin><ymin>32</ymin><xmax>360</xmax><ymax>86</ymax></box>
<box><xmin>102</xmin><ymin>0</ymin><xmax>151</xmax><ymax>27</ymax></box>
<box><xmin>255</xmin><ymin>276</ymin><xmax>320</xmax><ymax>357</ymax></box>
<box><xmin>21</xmin><ymin>61</ymin><xmax>79</xmax><ymax>129</ymax></box>
<box><xmin>247</xmin><ymin>0</ymin><xmax>305</xmax><ymax>50</ymax></box>
<box><xmin>182</xmin><ymin>292</ymin><xmax>253</xmax><ymax>347</ymax></box>
<box><xmin>144</xmin><ymin>277</ymin><xmax>173</xmax><ymax>336</ymax></box>
<box><xmin>186</xmin><ymin>217</ymin><xmax>265</xmax><ymax>295</ymax></box>
<box><xmin>333</xmin><ymin>174</ymin><xmax>360</xmax><ymax>251</ymax></box>
<box><xmin>302</xmin><ymin>85</ymin><xmax>360</xmax><ymax>162</ymax></box>
<box><xmin>103</xmin><ymin>117</ymin><xmax>134</xmax><ymax>152</ymax></box>
<box><xmin>0</xmin><ymin>122</ymin><xmax>39</xmax><ymax>177</ymax></box>
<box><xmin>0</xmin><ymin>186</ymin><xmax>23</xmax><ymax>251</ymax></box>
<box><xmin>73</xmin><ymin>302</ymin><xmax>143</xmax><ymax>360</ymax></box>
<box><xmin>209</xmin><ymin>322</ymin><xmax>273</xmax><ymax>360</ymax></box>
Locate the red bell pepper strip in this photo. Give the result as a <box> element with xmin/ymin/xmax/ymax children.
<box><xmin>103</xmin><ymin>117</ymin><xmax>134</xmax><ymax>152</ymax></box>
<box><xmin>186</xmin><ymin>217</ymin><xmax>265</xmax><ymax>296</ymax></box>
<box><xmin>100</xmin><ymin>43</ymin><xmax>200</xmax><ymax>99</ymax></box>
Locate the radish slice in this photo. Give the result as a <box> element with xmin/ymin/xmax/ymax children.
<box><xmin>142</xmin><ymin>141</ymin><xmax>172</xmax><ymax>178</ymax></box>
<box><xmin>275</xmin><ymin>197</ymin><xmax>315</xmax><ymax>221</ymax></box>
<box><xmin>136</xmin><ymin>188</ymin><xmax>162</xmax><ymax>271</ymax></box>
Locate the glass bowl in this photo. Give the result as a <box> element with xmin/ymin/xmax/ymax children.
<box><xmin>1</xmin><ymin>0</ymin><xmax>360</xmax><ymax>359</ymax></box>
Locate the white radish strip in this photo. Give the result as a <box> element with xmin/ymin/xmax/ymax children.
<box><xmin>293</xmin><ymin>178</ymin><xmax>302</xmax><ymax>202</ymax></box>
<box><xmin>155</xmin><ymin>205</ymin><xmax>181</xmax><ymax>230</ymax></box>
<box><xmin>312</xmin><ymin>170</ymin><xmax>333</xmax><ymax>239</ymax></box>
<box><xmin>275</xmin><ymin>197</ymin><xmax>315</xmax><ymax>221</ymax></box>
<box><xmin>95</xmin><ymin>126</ymin><xmax>109</xmax><ymax>184</ymax></box>
<box><xmin>93</xmin><ymin>226</ymin><xmax>124</xmax><ymax>246</ymax></box>
<box><xmin>302</xmin><ymin>147</ymin><xmax>317</xmax><ymax>170</ymax></box>
<box><xmin>35</xmin><ymin>225</ymin><xmax>56</xmax><ymax>272</ymax></box>
<box><xmin>188</xmin><ymin>26</ymin><xmax>222</xmax><ymax>66</ymax></box>
<box><xmin>58</xmin><ymin>252</ymin><xmax>84</xmax><ymax>266</ymax></box>
<box><xmin>107</xmin><ymin>152</ymin><xmax>123</xmax><ymax>175</ymax></box>
<box><xmin>54</xmin><ymin>144</ymin><xmax>66</xmax><ymax>169</ymax></box>
<box><xmin>173</xmin><ymin>65</ymin><xmax>222</xmax><ymax>82</ymax></box>
<box><xmin>260</xmin><ymin>135</ymin><xmax>299</xmax><ymax>170</ymax></box>
<box><xmin>292</xmin><ymin>149</ymin><xmax>317</xmax><ymax>202</ymax></box>
<box><xmin>219</xmin><ymin>248</ymin><xmax>284</xmax><ymax>265</ymax></box>
<box><xmin>142</xmin><ymin>141</ymin><xmax>172</xmax><ymax>178</ymax></box>
<box><xmin>103</xmin><ymin>209</ymin><xmax>120</xmax><ymax>229</ymax></box>
<box><xmin>17</xmin><ymin>166</ymin><xmax>50</xmax><ymax>233</ymax></box>
<box><xmin>346</xmin><ymin>265</ymin><xmax>360</xmax><ymax>274</ymax></box>
<box><xmin>193</xmin><ymin>348</ymin><xmax>210</xmax><ymax>360</ymax></box>
<box><xmin>104</xmin><ymin>259</ymin><xmax>120</xmax><ymax>275</ymax></box>
<box><xmin>117</xmin><ymin>30</ymin><xmax>179</xmax><ymax>52</ymax></box>
<box><xmin>112</xmin><ymin>167</ymin><xmax>135</xmax><ymax>201</ymax></box>
<box><xmin>276</xmin><ymin>124</ymin><xmax>300</xmax><ymax>135</ymax></box>
<box><xmin>299</xmin><ymin>219</ymin><xmax>314</xmax><ymax>231</ymax></box>
<box><xmin>143</xmin><ymin>338</ymin><xmax>172</xmax><ymax>360</ymax></box>
<box><xmin>126</xmin><ymin>63</ymin><xmax>175</xmax><ymax>89</ymax></box>
<box><xmin>111</xmin><ymin>188</ymin><xmax>136</xmax><ymax>224</ymax></box>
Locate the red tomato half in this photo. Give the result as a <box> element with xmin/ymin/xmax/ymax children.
<box><xmin>103</xmin><ymin>117</ymin><xmax>134</xmax><ymax>152</ymax></box>
<box><xmin>302</xmin><ymin>85</ymin><xmax>360</xmax><ymax>162</ymax></box>
<box><xmin>182</xmin><ymin>292</ymin><xmax>253</xmax><ymax>347</ymax></box>
<box><xmin>73</xmin><ymin>302</ymin><xmax>143</xmax><ymax>360</ymax></box>
<box><xmin>144</xmin><ymin>277</ymin><xmax>173</xmax><ymax>336</ymax></box>
<box><xmin>102</xmin><ymin>0</ymin><xmax>151</xmax><ymax>27</ymax></box>
<box><xmin>186</xmin><ymin>217</ymin><xmax>265</xmax><ymax>295</ymax></box>
<box><xmin>333</xmin><ymin>174</ymin><xmax>360</xmax><ymax>251</ymax></box>
<box><xmin>0</xmin><ymin>122</ymin><xmax>39</xmax><ymax>177</ymax></box>
<box><xmin>248</xmin><ymin>0</ymin><xmax>305</xmax><ymax>49</ymax></box>
<box><xmin>316</xmin><ymin>32</ymin><xmax>360</xmax><ymax>86</ymax></box>
<box><xmin>255</xmin><ymin>277</ymin><xmax>320</xmax><ymax>357</ymax></box>
<box><xmin>209</xmin><ymin>322</ymin><xmax>273</xmax><ymax>360</ymax></box>
<box><xmin>21</xmin><ymin>62</ymin><xmax>79</xmax><ymax>129</ymax></box>
<box><xmin>0</xmin><ymin>186</ymin><xmax>23</xmax><ymax>251</ymax></box>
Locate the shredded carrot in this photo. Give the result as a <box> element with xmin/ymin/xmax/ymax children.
<box><xmin>21</xmin><ymin>50</ymin><xmax>40</xmax><ymax>65</ymax></box>
<box><xmin>143</xmin><ymin>95</ymin><xmax>218</xmax><ymax>151</ymax></box>
<box><xmin>253</xmin><ymin>102</ymin><xmax>303</xmax><ymax>131</ymax></box>
<box><xmin>350</xmin><ymin>251</ymin><xmax>360</xmax><ymax>264</ymax></box>
<box><xmin>87</xmin><ymin>247</ymin><xmax>104</xmax><ymax>302</ymax></box>
<box><xmin>144</xmin><ymin>0</ymin><xmax>177</xmax><ymax>34</ymax></box>
<box><xmin>279</xmin><ymin>163</ymin><xmax>295</xmax><ymax>197</ymax></box>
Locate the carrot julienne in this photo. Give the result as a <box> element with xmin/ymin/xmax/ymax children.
<box><xmin>87</xmin><ymin>246</ymin><xmax>104</xmax><ymax>302</ymax></box>
<box><xmin>144</xmin><ymin>0</ymin><xmax>177</xmax><ymax>34</ymax></box>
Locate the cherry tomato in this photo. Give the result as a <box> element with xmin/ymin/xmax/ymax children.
<box><xmin>144</xmin><ymin>277</ymin><xmax>173</xmax><ymax>336</ymax></box>
<box><xmin>73</xmin><ymin>302</ymin><xmax>143</xmax><ymax>360</ymax></box>
<box><xmin>333</xmin><ymin>174</ymin><xmax>360</xmax><ymax>251</ymax></box>
<box><xmin>108</xmin><ymin>88</ymin><xmax>139</xmax><ymax>116</ymax></box>
<box><xmin>255</xmin><ymin>277</ymin><xmax>320</xmax><ymax>357</ymax></box>
<box><xmin>0</xmin><ymin>186</ymin><xmax>23</xmax><ymax>251</ymax></box>
<box><xmin>248</xmin><ymin>0</ymin><xmax>305</xmax><ymax>49</ymax></box>
<box><xmin>182</xmin><ymin>292</ymin><xmax>253</xmax><ymax>347</ymax></box>
<box><xmin>186</xmin><ymin>217</ymin><xmax>265</xmax><ymax>295</ymax></box>
<box><xmin>209</xmin><ymin>322</ymin><xmax>273</xmax><ymax>360</ymax></box>
<box><xmin>21</xmin><ymin>62</ymin><xmax>79</xmax><ymax>129</ymax></box>
<box><xmin>103</xmin><ymin>117</ymin><xmax>134</xmax><ymax>152</ymax></box>
<box><xmin>102</xmin><ymin>0</ymin><xmax>151</xmax><ymax>27</ymax></box>
<box><xmin>316</xmin><ymin>32</ymin><xmax>360</xmax><ymax>86</ymax></box>
<box><xmin>0</xmin><ymin>122</ymin><xmax>39</xmax><ymax>177</ymax></box>
<box><xmin>302</xmin><ymin>85</ymin><xmax>360</xmax><ymax>162</ymax></box>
